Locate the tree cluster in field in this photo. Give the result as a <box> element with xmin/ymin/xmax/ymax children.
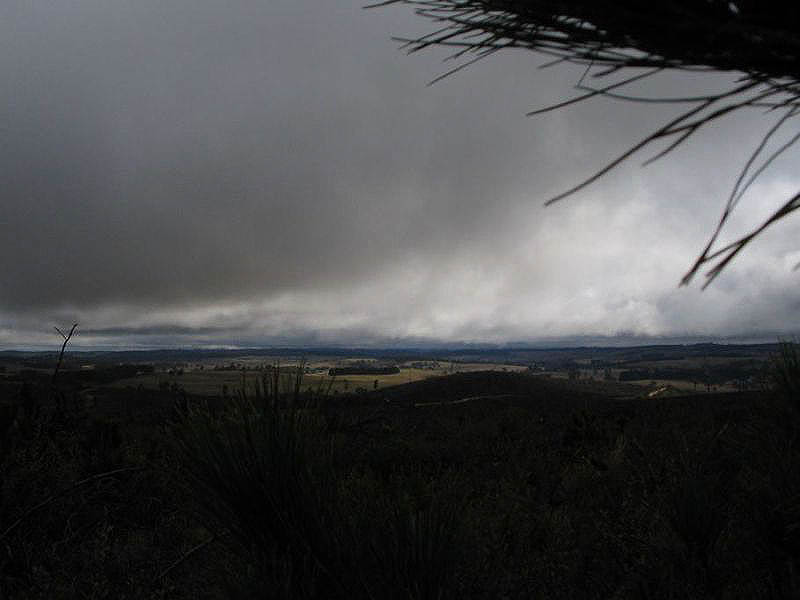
<box><xmin>328</xmin><ymin>365</ymin><xmax>400</xmax><ymax>376</ymax></box>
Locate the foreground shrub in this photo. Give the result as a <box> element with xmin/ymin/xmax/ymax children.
<box><xmin>174</xmin><ymin>399</ymin><xmax>347</xmax><ymax>597</ymax></box>
<box><xmin>173</xmin><ymin>367</ymin><xmax>466</xmax><ymax>599</ymax></box>
<box><xmin>0</xmin><ymin>383</ymin><xmax>197</xmax><ymax>599</ymax></box>
<box><xmin>771</xmin><ymin>340</ymin><xmax>800</xmax><ymax>404</ymax></box>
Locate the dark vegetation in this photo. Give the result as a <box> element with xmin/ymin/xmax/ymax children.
<box><xmin>2</xmin><ymin>343</ymin><xmax>800</xmax><ymax>598</ymax></box>
<box><xmin>616</xmin><ymin>360</ymin><xmax>763</xmax><ymax>385</ymax></box>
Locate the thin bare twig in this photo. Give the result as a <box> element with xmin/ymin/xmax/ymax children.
<box><xmin>156</xmin><ymin>534</ymin><xmax>217</xmax><ymax>581</ymax></box>
<box><xmin>52</xmin><ymin>323</ymin><xmax>78</xmax><ymax>386</ymax></box>
<box><xmin>0</xmin><ymin>466</ymin><xmax>145</xmax><ymax>543</ymax></box>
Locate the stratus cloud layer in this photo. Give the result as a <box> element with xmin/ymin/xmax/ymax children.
<box><xmin>0</xmin><ymin>0</ymin><xmax>798</xmax><ymax>348</ymax></box>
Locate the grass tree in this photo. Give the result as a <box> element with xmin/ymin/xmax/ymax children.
<box><xmin>377</xmin><ymin>1</ymin><xmax>800</xmax><ymax>285</ymax></box>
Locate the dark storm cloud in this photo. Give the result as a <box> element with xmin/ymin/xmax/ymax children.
<box><xmin>81</xmin><ymin>325</ymin><xmax>239</xmax><ymax>337</ymax></box>
<box><xmin>0</xmin><ymin>0</ymin><xmax>556</xmax><ymax>308</ymax></box>
<box><xmin>0</xmin><ymin>0</ymin><xmax>798</xmax><ymax>347</ymax></box>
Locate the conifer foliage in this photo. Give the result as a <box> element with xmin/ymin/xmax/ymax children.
<box><xmin>380</xmin><ymin>1</ymin><xmax>800</xmax><ymax>284</ymax></box>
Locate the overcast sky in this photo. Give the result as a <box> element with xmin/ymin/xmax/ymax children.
<box><xmin>1</xmin><ymin>0</ymin><xmax>798</xmax><ymax>349</ymax></box>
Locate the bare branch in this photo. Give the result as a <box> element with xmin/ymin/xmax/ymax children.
<box><xmin>156</xmin><ymin>535</ymin><xmax>218</xmax><ymax>581</ymax></box>
<box><xmin>52</xmin><ymin>322</ymin><xmax>78</xmax><ymax>386</ymax></box>
<box><xmin>0</xmin><ymin>466</ymin><xmax>145</xmax><ymax>544</ymax></box>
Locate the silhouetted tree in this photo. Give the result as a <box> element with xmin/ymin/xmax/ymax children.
<box><xmin>379</xmin><ymin>1</ymin><xmax>800</xmax><ymax>285</ymax></box>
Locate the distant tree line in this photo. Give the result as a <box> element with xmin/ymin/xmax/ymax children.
<box><xmin>618</xmin><ymin>361</ymin><xmax>764</xmax><ymax>384</ymax></box>
<box><xmin>328</xmin><ymin>366</ymin><xmax>400</xmax><ymax>376</ymax></box>
<box><xmin>10</xmin><ymin>364</ymin><xmax>155</xmax><ymax>386</ymax></box>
